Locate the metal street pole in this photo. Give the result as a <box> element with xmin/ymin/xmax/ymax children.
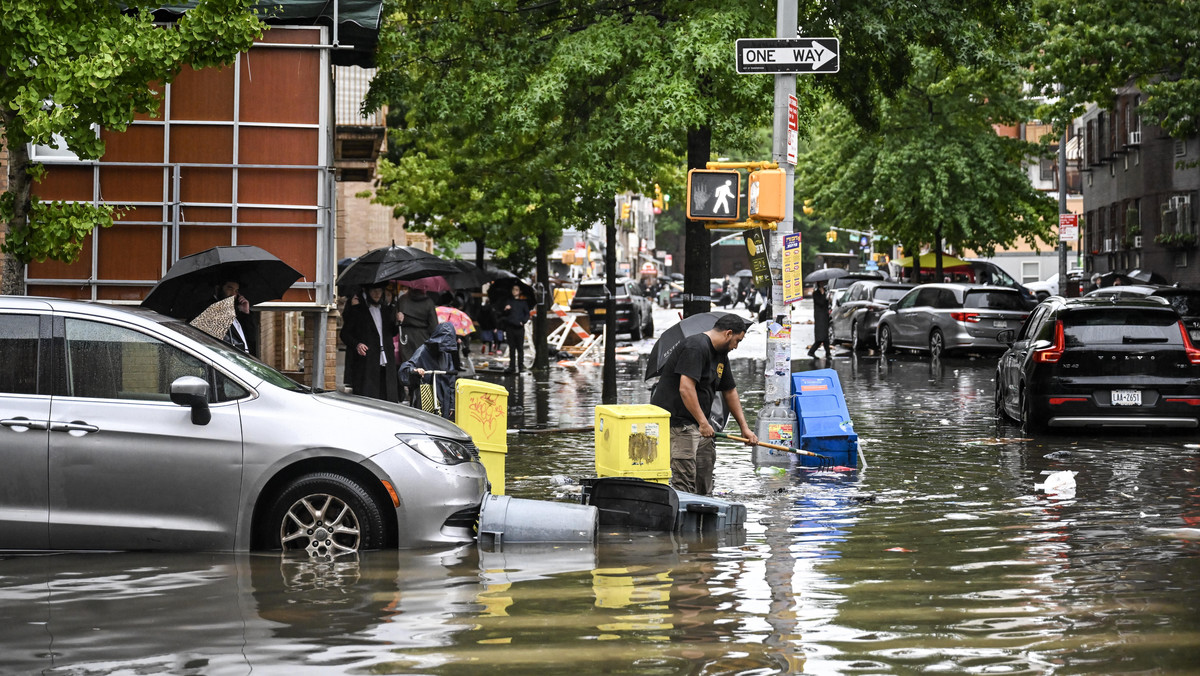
<box><xmin>757</xmin><ymin>0</ymin><xmax>798</xmax><ymax>446</ymax></box>
<box><xmin>1058</xmin><ymin>129</ymin><xmax>1068</xmax><ymax>295</ymax></box>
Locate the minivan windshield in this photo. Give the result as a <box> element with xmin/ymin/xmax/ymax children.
<box><xmin>162</xmin><ymin>320</ymin><xmax>308</xmax><ymax>392</ymax></box>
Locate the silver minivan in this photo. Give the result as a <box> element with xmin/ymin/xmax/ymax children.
<box><xmin>0</xmin><ymin>297</ymin><xmax>488</xmax><ymax>555</ymax></box>
<box><xmin>875</xmin><ymin>284</ymin><xmax>1033</xmax><ymax>358</ymax></box>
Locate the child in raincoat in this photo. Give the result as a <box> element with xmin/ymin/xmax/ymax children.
<box><xmin>398</xmin><ymin>321</ymin><xmax>462</xmax><ymax>419</ymax></box>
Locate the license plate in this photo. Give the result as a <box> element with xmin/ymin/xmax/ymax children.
<box><xmin>593</xmin><ymin>308</ymin><xmax>606</xmax><ymax>315</ymax></box>
<box><xmin>1111</xmin><ymin>389</ymin><xmax>1142</xmax><ymax>406</ymax></box>
<box><xmin>992</xmin><ymin>320</ymin><xmax>1007</xmax><ymax>328</ymax></box>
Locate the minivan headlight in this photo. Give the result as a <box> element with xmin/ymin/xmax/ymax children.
<box><xmin>395</xmin><ymin>434</ymin><xmax>475</xmax><ymax>465</ymax></box>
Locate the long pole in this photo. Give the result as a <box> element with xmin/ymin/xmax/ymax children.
<box><xmin>1058</xmin><ymin>129</ymin><xmax>1069</xmax><ymax>294</ymax></box>
<box><xmin>763</xmin><ymin>0</ymin><xmax>796</xmax><ymax>410</ymax></box>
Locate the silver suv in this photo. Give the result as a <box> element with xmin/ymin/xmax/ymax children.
<box><xmin>875</xmin><ymin>283</ymin><xmax>1034</xmax><ymax>358</ymax></box>
<box><xmin>0</xmin><ymin>297</ymin><xmax>487</xmax><ymax>554</ymax></box>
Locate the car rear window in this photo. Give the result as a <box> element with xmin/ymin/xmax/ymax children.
<box><xmin>574</xmin><ymin>284</ymin><xmax>607</xmax><ymax>299</ymax></box>
<box><xmin>963</xmin><ymin>291</ymin><xmax>1026</xmax><ymax>311</ymax></box>
<box><xmin>874</xmin><ymin>287</ymin><xmax>909</xmax><ymax>303</ymax></box>
<box><xmin>1060</xmin><ymin>308</ymin><xmax>1183</xmax><ymax>346</ymax></box>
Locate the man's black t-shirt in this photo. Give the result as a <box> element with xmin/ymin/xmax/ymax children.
<box><xmin>650</xmin><ymin>333</ymin><xmax>735</xmax><ymax>426</ymax></box>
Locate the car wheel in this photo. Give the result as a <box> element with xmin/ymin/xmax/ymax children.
<box><xmin>644</xmin><ymin>314</ymin><xmax>654</xmax><ymax>339</ymax></box>
<box><xmin>629</xmin><ymin>310</ymin><xmax>642</xmax><ymax>340</ymax></box>
<box><xmin>1020</xmin><ymin>390</ymin><xmax>1044</xmax><ymax>436</ymax></box>
<box><xmin>262</xmin><ymin>472</ymin><xmax>388</xmax><ymax>557</ymax></box>
<box><xmin>851</xmin><ymin>320</ymin><xmax>862</xmax><ymax>352</ymax></box>
<box><xmin>994</xmin><ymin>373</ymin><xmax>1009</xmax><ymax>421</ymax></box>
<box><xmin>929</xmin><ymin>329</ymin><xmax>945</xmax><ymax>359</ymax></box>
<box><xmin>878</xmin><ymin>324</ymin><xmax>893</xmax><ymax>355</ymax></box>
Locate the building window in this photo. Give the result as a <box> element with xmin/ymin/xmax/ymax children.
<box><xmin>1021</xmin><ymin>261</ymin><xmax>1040</xmax><ymax>283</ymax></box>
<box><xmin>1039</xmin><ymin>156</ymin><xmax>1055</xmax><ymax>183</ymax></box>
<box><xmin>1176</xmin><ymin>139</ymin><xmax>1188</xmax><ymax>157</ymax></box>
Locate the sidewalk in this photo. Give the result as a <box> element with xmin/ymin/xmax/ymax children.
<box><xmin>645</xmin><ymin>299</ymin><xmax>818</xmax><ymax>362</ymax></box>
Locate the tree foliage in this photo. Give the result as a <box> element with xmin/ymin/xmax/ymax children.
<box><xmin>797</xmin><ymin>47</ymin><xmax>1058</xmax><ymax>257</ymax></box>
<box><xmin>1028</xmin><ymin>0</ymin><xmax>1200</xmax><ymax>137</ymax></box>
<box><xmin>0</xmin><ymin>0</ymin><xmax>263</xmax><ymax>282</ymax></box>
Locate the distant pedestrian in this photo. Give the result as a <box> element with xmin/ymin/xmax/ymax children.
<box><xmin>340</xmin><ymin>284</ymin><xmax>399</xmax><ymax>401</ymax></box>
<box><xmin>498</xmin><ymin>283</ymin><xmax>531</xmax><ymax>373</ymax></box>
<box><xmin>808</xmin><ymin>281</ymin><xmax>831</xmax><ymax>359</ymax></box>
<box><xmin>649</xmin><ymin>314</ymin><xmax>758</xmax><ymax>495</ymax></box>
<box><xmin>398</xmin><ymin>321</ymin><xmax>462</xmax><ymax>419</ymax></box>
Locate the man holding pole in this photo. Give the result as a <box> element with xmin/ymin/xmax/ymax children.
<box><xmin>651</xmin><ymin>314</ymin><xmax>759</xmax><ymax>495</ymax></box>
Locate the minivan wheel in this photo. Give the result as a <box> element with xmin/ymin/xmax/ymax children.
<box><xmin>878</xmin><ymin>325</ymin><xmax>893</xmax><ymax>354</ymax></box>
<box><xmin>929</xmin><ymin>329</ymin><xmax>945</xmax><ymax>359</ymax></box>
<box><xmin>263</xmin><ymin>472</ymin><xmax>387</xmax><ymax>557</ymax></box>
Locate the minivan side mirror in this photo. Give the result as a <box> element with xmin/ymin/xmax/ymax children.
<box><xmin>170</xmin><ymin>376</ymin><xmax>211</xmax><ymax>425</ymax></box>
<box><xmin>995</xmin><ymin>329</ymin><xmax>1016</xmax><ymax>345</ymax></box>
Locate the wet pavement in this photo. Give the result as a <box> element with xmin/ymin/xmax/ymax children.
<box><xmin>3</xmin><ymin>301</ymin><xmax>1200</xmax><ymax>674</ymax></box>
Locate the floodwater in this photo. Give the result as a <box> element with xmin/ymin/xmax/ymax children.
<box><xmin>4</xmin><ymin>349</ymin><xmax>1200</xmax><ymax>675</ymax></box>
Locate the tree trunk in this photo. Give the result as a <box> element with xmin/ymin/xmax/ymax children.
<box><xmin>934</xmin><ymin>226</ymin><xmax>944</xmax><ymax>281</ymax></box>
<box><xmin>533</xmin><ymin>231</ymin><xmax>550</xmax><ymax>370</ymax></box>
<box><xmin>683</xmin><ymin>126</ymin><xmax>712</xmax><ymax>318</ymax></box>
<box><xmin>1</xmin><ymin>121</ymin><xmax>32</xmax><ymax>296</ymax></box>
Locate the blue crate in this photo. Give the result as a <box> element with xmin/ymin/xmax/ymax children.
<box><xmin>791</xmin><ymin>368</ymin><xmax>858</xmax><ymax>467</ymax></box>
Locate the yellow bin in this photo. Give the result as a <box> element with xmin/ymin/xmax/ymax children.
<box><xmin>455</xmin><ymin>379</ymin><xmax>509</xmax><ymax>494</ymax></box>
<box><xmin>594</xmin><ymin>404</ymin><xmax>671</xmax><ymax>483</ymax></box>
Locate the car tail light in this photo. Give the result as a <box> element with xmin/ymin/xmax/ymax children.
<box><xmin>1049</xmin><ymin>397</ymin><xmax>1088</xmax><ymax>405</ymax></box>
<box><xmin>950</xmin><ymin>312</ymin><xmax>980</xmax><ymax>323</ymax></box>
<box><xmin>1032</xmin><ymin>320</ymin><xmax>1065</xmax><ymax>363</ymax></box>
<box><xmin>1164</xmin><ymin>398</ymin><xmax>1200</xmax><ymax>406</ymax></box>
<box><xmin>1179</xmin><ymin>321</ymin><xmax>1200</xmax><ymax>365</ymax></box>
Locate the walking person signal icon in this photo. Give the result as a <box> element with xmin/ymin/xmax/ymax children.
<box><xmin>686</xmin><ymin>169</ymin><xmax>741</xmax><ymax>222</ymax></box>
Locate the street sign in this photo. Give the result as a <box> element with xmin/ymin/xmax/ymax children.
<box><xmin>735</xmin><ymin>38</ymin><xmax>839</xmax><ymax>74</ymax></box>
<box><xmin>686</xmin><ymin>169</ymin><xmax>741</xmax><ymax>222</ymax></box>
<box><xmin>786</xmin><ymin>94</ymin><xmax>798</xmax><ymax>165</ymax></box>
<box><xmin>1059</xmin><ymin>214</ymin><xmax>1079</xmax><ymax>242</ymax></box>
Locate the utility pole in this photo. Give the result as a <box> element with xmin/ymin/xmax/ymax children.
<box><xmin>758</xmin><ymin>0</ymin><xmax>798</xmax><ymax>443</ymax></box>
<box><xmin>1058</xmin><ymin>129</ymin><xmax>1069</xmax><ymax>295</ymax></box>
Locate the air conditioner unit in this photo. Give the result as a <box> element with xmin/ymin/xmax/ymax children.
<box><xmin>1128</xmin><ymin>130</ymin><xmax>1142</xmax><ymax>145</ymax></box>
<box><xmin>1103</xmin><ymin>238</ymin><xmax>1113</xmax><ymax>252</ymax></box>
<box><xmin>1133</xmin><ymin>235</ymin><xmax>1143</xmax><ymax>248</ymax></box>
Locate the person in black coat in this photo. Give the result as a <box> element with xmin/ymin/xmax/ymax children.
<box><xmin>398</xmin><ymin>321</ymin><xmax>462</xmax><ymax>419</ymax></box>
<box><xmin>808</xmin><ymin>281</ymin><xmax>832</xmax><ymax>359</ymax></box>
<box><xmin>498</xmin><ymin>283</ymin><xmax>531</xmax><ymax>373</ymax></box>
<box><xmin>340</xmin><ymin>284</ymin><xmax>400</xmax><ymax>401</ymax></box>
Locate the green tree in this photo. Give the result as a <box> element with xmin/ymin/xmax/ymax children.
<box><xmin>1</xmin><ymin>0</ymin><xmax>263</xmax><ymax>294</ymax></box>
<box><xmin>1028</xmin><ymin>0</ymin><xmax>1200</xmax><ymax>138</ymax></box>
<box><xmin>797</xmin><ymin>47</ymin><xmax>1058</xmax><ymax>273</ymax></box>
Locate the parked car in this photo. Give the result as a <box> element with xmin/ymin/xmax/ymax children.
<box><xmin>875</xmin><ymin>283</ymin><xmax>1033</xmax><ymax>358</ymax></box>
<box><xmin>995</xmin><ymin>295</ymin><xmax>1200</xmax><ymax>433</ymax></box>
<box><xmin>1024</xmin><ymin>270</ymin><xmax>1085</xmax><ymax>301</ymax></box>
<box><xmin>829</xmin><ymin>280</ymin><xmax>915</xmax><ymax>351</ymax></box>
<box><xmin>570</xmin><ymin>277</ymin><xmax>654</xmax><ymax>339</ymax></box>
<box><xmin>0</xmin><ymin>297</ymin><xmax>488</xmax><ymax>554</ymax></box>
<box><xmin>1084</xmin><ymin>284</ymin><xmax>1200</xmax><ymax>342</ymax></box>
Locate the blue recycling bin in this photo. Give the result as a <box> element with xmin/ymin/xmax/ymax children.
<box><xmin>791</xmin><ymin>368</ymin><xmax>858</xmax><ymax>467</ymax></box>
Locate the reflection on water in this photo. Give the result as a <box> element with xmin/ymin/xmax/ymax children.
<box><xmin>2</xmin><ymin>354</ymin><xmax>1198</xmax><ymax>674</ymax></box>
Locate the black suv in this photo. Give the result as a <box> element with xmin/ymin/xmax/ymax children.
<box><xmin>995</xmin><ymin>295</ymin><xmax>1200</xmax><ymax>433</ymax></box>
<box><xmin>570</xmin><ymin>278</ymin><xmax>655</xmax><ymax>339</ymax></box>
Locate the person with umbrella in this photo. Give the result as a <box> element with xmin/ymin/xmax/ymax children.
<box><xmin>394</xmin><ymin>284</ymin><xmax>440</xmax><ymax>365</ymax></box>
<box><xmin>649</xmin><ymin>314</ymin><xmax>758</xmax><ymax>496</ymax></box>
<box><xmin>808</xmin><ymin>280</ymin><xmax>832</xmax><ymax>359</ymax></box>
<box><xmin>398</xmin><ymin>321</ymin><xmax>463</xmax><ymax>419</ymax></box>
<box><xmin>340</xmin><ymin>283</ymin><xmax>400</xmax><ymax>402</ymax></box>
<box><xmin>193</xmin><ymin>277</ymin><xmax>259</xmax><ymax>355</ymax></box>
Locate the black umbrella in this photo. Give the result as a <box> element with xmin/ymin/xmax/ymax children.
<box><xmin>733</xmin><ymin>269</ymin><xmax>754</xmax><ymax>279</ymax></box>
<box><xmin>804</xmin><ymin>267</ymin><xmax>848</xmax><ymax>284</ymax></box>
<box><xmin>443</xmin><ymin>260</ymin><xmax>490</xmax><ymax>289</ymax></box>
<box><xmin>142</xmin><ymin>245</ymin><xmax>303</xmax><ymax>319</ymax></box>
<box><xmin>1127</xmin><ymin>268</ymin><xmax>1167</xmax><ymax>285</ymax></box>
<box><xmin>645</xmin><ymin>311</ymin><xmax>739</xmax><ymax>380</ymax></box>
<box><xmin>1097</xmin><ymin>271</ymin><xmax>1135</xmax><ymax>288</ymax></box>
<box><xmin>336</xmin><ymin>245</ymin><xmax>460</xmax><ymax>287</ymax></box>
<box><xmin>487</xmin><ymin>276</ymin><xmax>537</xmax><ymax>304</ymax></box>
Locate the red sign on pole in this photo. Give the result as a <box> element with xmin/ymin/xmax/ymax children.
<box><xmin>1059</xmin><ymin>214</ymin><xmax>1078</xmax><ymax>242</ymax></box>
<box><xmin>787</xmin><ymin>95</ymin><xmax>798</xmax><ymax>165</ymax></box>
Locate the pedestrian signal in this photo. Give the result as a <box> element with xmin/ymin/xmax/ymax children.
<box><xmin>686</xmin><ymin>169</ymin><xmax>740</xmax><ymax>222</ymax></box>
<box><xmin>748</xmin><ymin>169</ymin><xmax>785</xmax><ymax>222</ymax></box>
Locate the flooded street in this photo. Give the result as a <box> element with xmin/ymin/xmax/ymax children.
<box><xmin>4</xmin><ymin>340</ymin><xmax>1200</xmax><ymax>674</ymax></box>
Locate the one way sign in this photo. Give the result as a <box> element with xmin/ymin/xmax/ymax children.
<box><xmin>735</xmin><ymin>38</ymin><xmax>840</xmax><ymax>74</ymax></box>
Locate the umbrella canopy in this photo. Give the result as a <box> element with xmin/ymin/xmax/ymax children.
<box><xmin>437</xmin><ymin>306</ymin><xmax>476</xmax><ymax>336</ymax></box>
<box><xmin>142</xmin><ymin>245</ymin><xmax>303</xmax><ymax>319</ymax></box>
<box><xmin>1127</xmin><ymin>268</ymin><xmax>1167</xmax><ymax>285</ymax></box>
<box><xmin>444</xmin><ymin>260</ymin><xmax>490</xmax><ymax>289</ymax></box>
<box><xmin>896</xmin><ymin>252</ymin><xmax>970</xmax><ymax>269</ymax></box>
<box><xmin>487</xmin><ymin>277</ymin><xmax>537</xmax><ymax>304</ymax></box>
<box><xmin>645</xmin><ymin>311</ymin><xmax>739</xmax><ymax>380</ymax></box>
<box><xmin>400</xmin><ymin>276</ymin><xmax>452</xmax><ymax>294</ymax></box>
<box><xmin>803</xmin><ymin>267</ymin><xmax>848</xmax><ymax>284</ymax></box>
<box><xmin>336</xmin><ymin>246</ymin><xmax>460</xmax><ymax>287</ymax></box>
<box><xmin>1097</xmin><ymin>270</ymin><xmax>1136</xmax><ymax>288</ymax></box>
<box><xmin>733</xmin><ymin>269</ymin><xmax>754</xmax><ymax>278</ymax></box>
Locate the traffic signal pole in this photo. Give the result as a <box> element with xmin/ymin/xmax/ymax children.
<box><xmin>758</xmin><ymin>0</ymin><xmax>798</xmax><ymax>444</ymax></box>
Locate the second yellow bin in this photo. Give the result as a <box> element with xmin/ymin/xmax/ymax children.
<box><xmin>594</xmin><ymin>404</ymin><xmax>670</xmax><ymax>483</ymax></box>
